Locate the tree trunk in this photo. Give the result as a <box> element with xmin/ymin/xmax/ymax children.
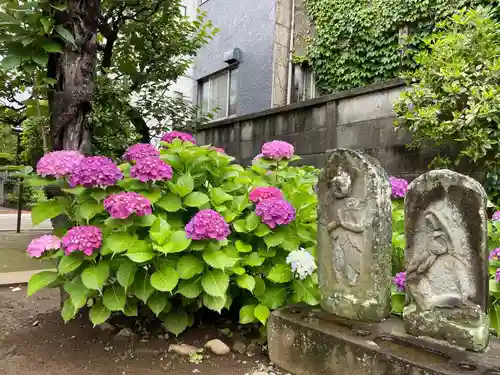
<box><xmin>48</xmin><ymin>0</ymin><xmax>100</xmax><ymax>154</ymax></box>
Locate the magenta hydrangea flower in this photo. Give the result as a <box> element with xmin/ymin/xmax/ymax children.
<box><xmin>496</xmin><ymin>269</ymin><xmax>500</xmax><ymax>283</ymax></box>
<box><xmin>210</xmin><ymin>146</ymin><xmax>225</xmax><ymax>154</ymax></box>
<box><xmin>389</xmin><ymin>177</ymin><xmax>409</xmax><ymax>198</ymax></box>
<box><xmin>62</xmin><ymin>226</ymin><xmax>102</xmax><ymax>256</ymax></box>
<box><xmin>26</xmin><ymin>235</ymin><xmax>61</xmax><ymax>258</ymax></box>
<box><xmin>185</xmin><ymin>209</ymin><xmax>231</xmax><ymax>241</ymax></box>
<box><xmin>249</xmin><ymin>187</ymin><xmax>284</xmax><ymax>203</ymax></box>
<box><xmin>252</xmin><ymin>153</ymin><xmax>263</xmax><ymax>164</ymax></box>
<box><xmin>490</xmin><ymin>248</ymin><xmax>500</xmax><ymax>260</ymax></box>
<box><xmin>261</xmin><ymin>141</ymin><xmax>294</xmax><ymax>160</ymax></box>
<box><xmin>393</xmin><ymin>271</ymin><xmax>406</xmax><ymax>292</ymax></box>
<box><xmin>123</xmin><ymin>143</ymin><xmax>159</xmax><ymax>162</ymax></box>
<box><xmin>255</xmin><ymin>198</ymin><xmax>296</xmax><ymax>229</ymax></box>
<box><xmin>493</xmin><ymin>211</ymin><xmax>500</xmax><ymax>221</ymax></box>
<box><xmin>36</xmin><ymin>150</ymin><xmax>84</xmax><ymax>178</ymax></box>
<box><xmin>130</xmin><ymin>156</ymin><xmax>173</xmax><ymax>182</ymax></box>
<box><xmin>69</xmin><ymin>156</ymin><xmax>123</xmax><ymax>188</ymax></box>
<box><xmin>104</xmin><ymin>192</ymin><xmax>152</xmax><ymax>219</ymax></box>
<box><xmin>161</xmin><ymin>131</ymin><xmax>196</xmax><ymax>144</ymax></box>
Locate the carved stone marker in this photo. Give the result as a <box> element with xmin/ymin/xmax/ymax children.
<box><xmin>403</xmin><ymin>169</ymin><xmax>489</xmax><ymax>352</ymax></box>
<box><xmin>317</xmin><ymin>149</ymin><xmax>392</xmax><ymax>321</ymax></box>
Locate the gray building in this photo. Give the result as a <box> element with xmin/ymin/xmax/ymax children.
<box><xmin>194</xmin><ymin>0</ymin><xmax>317</xmax><ymax>120</ymax></box>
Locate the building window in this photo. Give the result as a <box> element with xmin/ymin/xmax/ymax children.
<box><xmin>180</xmin><ymin>5</ymin><xmax>187</xmax><ymax>16</ymax></box>
<box><xmin>291</xmin><ymin>63</ymin><xmax>318</xmax><ymax>103</ymax></box>
<box><xmin>198</xmin><ymin>68</ymin><xmax>238</xmax><ymax>120</ymax></box>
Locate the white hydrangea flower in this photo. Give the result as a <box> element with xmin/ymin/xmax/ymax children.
<box><xmin>286</xmin><ymin>248</ymin><xmax>316</xmax><ymax>280</ymax></box>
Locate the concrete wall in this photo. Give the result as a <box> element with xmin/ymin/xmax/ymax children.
<box><xmin>195</xmin><ymin>79</ymin><xmax>440</xmax><ymax>179</ymax></box>
<box><xmin>194</xmin><ymin>0</ymin><xmax>276</xmax><ymax>116</ymax></box>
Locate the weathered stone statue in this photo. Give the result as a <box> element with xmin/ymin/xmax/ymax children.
<box><xmin>317</xmin><ymin>149</ymin><xmax>392</xmax><ymax>321</ymax></box>
<box><xmin>403</xmin><ymin>169</ymin><xmax>489</xmax><ymax>352</ymax></box>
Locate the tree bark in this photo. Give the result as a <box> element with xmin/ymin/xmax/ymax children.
<box><xmin>48</xmin><ymin>0</ymin><xmax>100</xmax><ymax>154</ymax></box>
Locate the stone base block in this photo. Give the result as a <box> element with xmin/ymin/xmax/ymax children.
<box><xmin>321</xmin><ymin>291</ymin><xmax>390</xmax><ymax>322</ymax></box>
<box><xmin>268</xmin><ymin>305</ymin><xmax>500</xmax><ymax>375</ymax></box>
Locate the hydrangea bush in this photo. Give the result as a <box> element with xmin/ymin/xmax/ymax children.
<box><xmin>26</xmin><ymin>134</ymin><xmax>319</xmax><ymax>336</ymax></box>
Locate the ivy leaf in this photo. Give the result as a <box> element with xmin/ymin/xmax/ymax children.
<box><xmin>61</xmin><ymin>298</ymin><xmax>77</xmax><ymax>323</ymax></box>
<box><xmin>156</xmin><ymin>231</ymin><xmax>191</xmax><ymax>253</ymax></box>
<box><xmin>177</xmin><ymin>255</ymin><xmax>204</xmax><ymax>279</ymax></box>
<box><xmin>130</xmin><ymin>269</ymin><xmax>154</xmax><ymax>303</ymax></box>
<box><xmin>264</xmin><ymin>231</ymin><xmax>285</xmax><ymax>247</ymax></box>
<box><xmin>102</xmin><ymin>284</ymin><xmax>126</xmax><ymax>311</ymax></box>
<box><xmin>203</xmin><ymin>293</ymin><xmax>227</xmax><ymax>313</ymax></box>
<box><xmin>235</xmin><ymin>240</ymin><xmax>252</xmax><ymax>253</ymax></box>
<box><xmin>89</xmin><ymin>301</ymin><xmax>111</xmax><ymax>326</ymax></box>
<box><xmin>177</xmin><ymin>278</ymin><xmax>203</xmax><ymax>298</ymax></box>
<box><xmin>245</xmin><ymin>212</ymin><xmax>261</xmax><ymax>231</ymax></box>
<box><xmin>81</xmin><ymin>262</ymin><xmax>110</xmax><ymax>291</ymax></box>
<box><xmin>125</xmin><ymin>240</ymin><xmax>155</xmax><ymax>263</ymax></box>
<box><xmin>183</xmin><ymin>192</ymin><xmax>209</xmax><ymax>207</ymax></box>
<box><xmin>254</xmin><ymin>304</ymin><xmax>270</xmax><ymax>325</ymax></box>
<box><xmin>293</xmin><ymin>278</ymin><xmax>320</xmax><ymax>306</ymax></box>
<box><xmin>116</xmin><ymin>260</ymin><xmax>138</xmax><ymax>290</ymax></box>
<box><xmin>254</xmin><ymin>224</ymin><xmax>271</xmax><ymax>237</ymax></box>
<box><xmin>236</xmin><ymin>274</ymin><xmax>255</xmax><ymax>292</ymax></box>
<box><xmin>239</xmin><ymin>304</ymin><xmax>256</xmax><ymax>324</ymax></box>
<box><xmin>31</xmin><ymin>198</ymin><xmax>69</xmax><ymax>225</ymax></box>
<box><xmin>150</xmin><ymin>217</ymin><xmax>171</xmax><ymax>245</ymax></box>
<box><xmin>58</xmin><ymin>254</ymin><xmax>83</xmax><ymax>274</ymax></box>
<box><xmin>267</xmin><ymin>264</ymin><xmax>293</xmax><ymax>283</ymax></box>
<box><xmin>156</xmin><ymin>193</ymin><xmax>183</xmax><ymax>212</ymax></box>
<box><xmin>150</xmin><ymin>265</ymin><xmax>179</xmax><ymax>292</ymax></box>
<box><xmin>162</xmin><ymin>310</ymin><xmax>188</xmax><ymax>336</ymax></box>
<box><xmin>174</xmin><ymin>174</ymin><xmax>194</xmax><ymax>197</ymax></box>
<box><xmin>27</xmin><ymin>271</ymin><xmax>58</xmax><ymax>296</ymax></box>
<box><xmin>201</xmin><ymin>270</ymin><xmax>229</xmax><ymax>297</ymax></box>
<box><xmin>260</xmin><ymin>285</ymin><xmax>286</xmax><ymax>309</ymax></box>
<box><xmin>148</xmin><ymin>292</ymin><xmax>168</xmax><ymax>316</ymax></box>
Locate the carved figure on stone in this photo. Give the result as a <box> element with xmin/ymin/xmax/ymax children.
<box><xmin>317</xmin><ymin>149</ymin><xmax>392</xmax><ymax>322</ymax></box>
<box><xmin>403</xmin><ymin>169</ymin><xmax>489</xmax><ymax>352</ymax></box>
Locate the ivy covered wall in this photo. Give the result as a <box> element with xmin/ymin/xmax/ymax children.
<box><xmin>305</xmin><ymin>0</ymin><xmax>495</xmax><ymax>94</ymax></box>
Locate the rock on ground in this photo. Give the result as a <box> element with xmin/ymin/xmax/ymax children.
<box><xmin>114</xmin><ymin>328</ymin><xmax>137</xmax><ymax>341</ymax></box>
<box><xmin>232</xmin><ymin>340</ymin><xmax>247</xmax><ymax>355</ymax></box>
<box><xmin>168</xmin><ymin>344</ymin><xmax>198</xmax><ymax>356</ymax></box>
<box><xmin>205</xmin><ymin>339</ymin><xmax>230</xmax><ymax>355</ymax></box>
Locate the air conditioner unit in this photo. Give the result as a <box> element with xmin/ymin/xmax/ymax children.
<box><xmin>223</xmin><ymin>48</ymin><xmax>242</xmax><ymax>64</ymax></box>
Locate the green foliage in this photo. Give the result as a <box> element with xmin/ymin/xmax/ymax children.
<box><xmin>394</xmin><ymin>7</ymin><xmax>500</xmax><ymax>199</ymax></box>
<box><xmin>305</xmin><ymin>0</ymin><xmax>487</xmax><ymax>93</ymax></box>
<box><xmin>27</xmin><ymin>140</ymin><xmax>320</xmax><ymax>335</ymax></box>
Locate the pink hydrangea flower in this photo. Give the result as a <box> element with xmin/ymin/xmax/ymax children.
<box><xmin>185</xmin><ymin>209</ymin><xmax>231</xmax><ymax>241</ymax></box>
<box><xmin>123</xmin><ymin>143</ymin><xmax>159</xmax><ymax>162</ymax></box>
<box><xmin>249</xmin><ymin>187</ymin><xmax>284</xmax><ymax>203</ymax></box>
<box><xmin>62</xmin><ymin>226</ymin><xmax>102</xmax><ymax>256</ymax></box>
<box><xmin>255</xmin><ymin>198</ymin><xmax>296</xmax><ymax>229</ymax></box>
<box><xmin>393</xmin><ymin>271</ymin><xmax>406</xmax><ymax>292</ymax></box>
<box><xmin>261</xmin><ymin>141</ymin><xmax>294</xmax><ymax>160</ymax></box>
<box><xmin>36</xmin><ymin>150</ymin><xmax>84</xmax><ymax>178</ymax></box>
<box><xmin>130</xmin><ymin>156</ymin><xmax>173</xmax><ymax>182</ymax></box>
<box><xmin>389</xmin><ymin>177</ymin><xmax>409</xmax><ymax>198</ymax></box>
<box><xmin>161</xmin><ymin>131</ymin><xmax>196</xmax><ymax>144</ymax></box>
<box><xmin>104</xmin><ymin>192</ymin><xmax>152</xmax><ymax>219</ymax></box>
<box><xmin>210</xmin><ymin>146</ymin><xmax>225</xmax><ymax>154</ymax></box>
<box><xmin>490</xmin><ymin>248</ymin><xmax>500</xmax><ymax>260</ymax></box>
<box><xmin>26</xmin><ymin>235</ymin><xmax>61</xmax><ymax>258</ymax></box>
<box><xmin>69</xmin><ymin>156</ymin><xmax>123</xmax><ymax>188</ymax></box>
<box><xmin>493</xmin><ymin>211</ymin><xmax>500</xmax><ymax>221</ymax></box>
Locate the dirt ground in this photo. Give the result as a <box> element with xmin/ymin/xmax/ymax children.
<box><xmin>0</xmin><ymin>286</ymin><xmax>271</xmax><ymax>375</ymax></box>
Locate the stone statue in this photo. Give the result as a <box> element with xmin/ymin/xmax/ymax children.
<box><xmin>403</xmin><ymin>169</ymin><xmax>489</xmax><ymax>352</ymax></box>
<box><xmin>317</xmin><ymin>149</ymin><xmax>392</xmax><ymax>322</ymax></box>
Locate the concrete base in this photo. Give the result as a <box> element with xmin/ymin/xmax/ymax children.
<box><xmin>268</xmin><ymin>305</ymin><xmax>500</xmax><ymax>375</ymax></box>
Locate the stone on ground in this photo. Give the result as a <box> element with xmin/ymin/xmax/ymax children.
<box><xmin>204</xmin><ymin>339</ymin><xmax>230</xmax><ymax>355</ymax></box>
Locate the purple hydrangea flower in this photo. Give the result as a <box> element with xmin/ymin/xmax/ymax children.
<box><xmin>249</xmin><ymin>187</ymin><xmax>284</xmax><ymax>203</ymax></box>
<box><xmin>389</xmin><ymin>176</ymin><xmax>409</xmax><ymax>198</ymax></box>
<box><xmin>69</xmin><ymin>156</ymin><xmax>123</xmax><ymax>188</ymax></box>
<box><xmin>62</xmin><ymin>226</ymin><xmax>102</xmax><ymax>256</ymax></box>
<box><xmin>393</xmin><ymin>271</ymin><xmax>406</xmax><ymax>292</ymax></box>
<box><xmin>186</xmin><ymin>209</ymin><xmax>231</xmax><ymax>241</ymax></box>
<box><xmin>123</xmin><ymin>143</ymin><xmax>159</xmax><ymax>162</ymax></box>
<box><xmin>255</xmin><ymin>198</ymin><xmax>296</xmax><ymax>229</ymax></box>
<box><xmin>261</xmin><ymin>141</ymin><xmax>294</xmax><ymax>160</ymax></box>
<box><xmin>26</xmin><ymin>235</ymin><xmax>61</xmax><ymax>258</ymax></box>
<box><xmin>496</xmin><ymin>269</ymin><xmax>500</xmax><ymax>283</ymax></box>
<box><xmin>104</xmin><ymin>192</ymin><xmax>152</xmax><ymax>219</ymax></box>
<box><xmin>161</xmin><ymin>131</ymin><xmax>196</xmax><ymax>144</ymax></box>
<box><xmin>493</xmin><ymin>211</ymin><xmax>500</xmax><ymax>221</ymax></box>
<box><xmin>130</xmin><ymin>156</ymin><xmax>173</xmax><ymax>182</ymax></box>
<box><xmin>490</xmin><ymin>248</ymin><xmax>500</xmax><ymax>260</ymax></box>
<box><xmin>36</xmin><ymin>150</ymin><xmax>84</xmax><ymax>178</ymax></box>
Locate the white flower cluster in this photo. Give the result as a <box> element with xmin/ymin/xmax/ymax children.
<box><xmin>286</xmin><ymin>248</ymin><xmax>317</xmax><ymax>280</ymax></box>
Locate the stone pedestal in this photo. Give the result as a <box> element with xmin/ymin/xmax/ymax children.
<box><xmin>268</xmin><ymin>305</ymin><xmax>500</xmax><ymax>375</ymax></box>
